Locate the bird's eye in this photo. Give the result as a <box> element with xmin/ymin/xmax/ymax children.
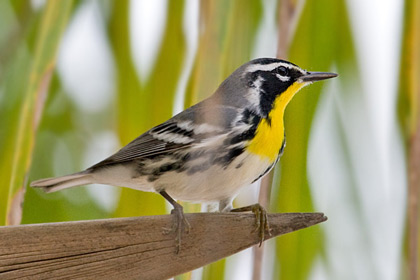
<box><xmin>277</xmin><ymin>66</ymin><xmax>288</xmax><ymax>76</ymax></box>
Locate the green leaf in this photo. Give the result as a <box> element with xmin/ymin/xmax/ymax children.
<box><xmin>398</xmin><ymin>0</ymin><xmax>420</xmax><ymax>139</ymax></box>
<box><xmin>185</xmin><ymin>0</ymin><xmax>262</xmax><ymax>105</ymax></box>
<box><xmin>272</xmin><ymin>0</ymin><xmax>358</xmax><ymax>278</ymax></box>
<box><xmin>23</xmin><ymin>73</ymin><xmax>108</xmax><ymax>224</ymax></box>
<box><xmin>397</xmin><ymin>0</ymin><xmax>420</xmax><ymax>278</ymax></box>
<box><xmin>184</xmin><ymin>0</ymin><xmax>232</xmax><ymax>106</ymax></box>
<box><xmin>183</xmin><ymin>1</ymin><xmax>262</xmax><ymax>279</ymax></box>
<box><xmin>0</xmin><ymin>0</ymin><xmax>73</xmax><ymax>225</ymax></box>
<box><xmin>109</xmin><ymin>0</ymin><xmax>186</xmax><ymax>217</ymax></box>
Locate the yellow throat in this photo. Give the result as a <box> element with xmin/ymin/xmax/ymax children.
<box><xmin>247</xmin><ymin>81</ymin><xmax>306</xmax><ymax>162</ymax></box>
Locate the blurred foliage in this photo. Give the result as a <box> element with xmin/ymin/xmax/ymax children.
<box><xmin>22</xmin><ymin>73</ymin><xmax>108</xmax><ymax>224</ymax></box>
<box><xmin>0</xmin><ymin>0</ymin><xmax>33</xmax><ymax>225</ymax></box>
<box><xmin>108</xmin><ymin>0</ymin><xmax>175</xmax><ymax>218</ymax></box>
<box><xmin>0</xmin><ymin>0</ymin><xmax>73</xmax><ymax>225</ymax></box>
<box><xmin>159</xmin><ymin>0</ymin><xmax>264</xmax><ymax>277</ymax></box>
<box><xmin>185</xmin><ymin>0</ymin><xmax>262</xmax><ymax>104</ymax></box>
<box><xmin>0</xmin><ymin>0</ymin><xmax>410</xmax><ymax>279</ymax></box>
<box><xmin>19</xmin><ymin>1</ymin><xmax>108</xmax><ymax>224</ymax></box>
<box><xmin>272</xmin><ymin>0</ymin><xmax>360</xmax><ymax>279</ymax></box>
<box><xmin>184</xmin><ymin>0</ymin><xmax>262</xmax><ymax>278</ymax></box>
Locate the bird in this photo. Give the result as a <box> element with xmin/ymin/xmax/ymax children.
<box><xmin>31</xmin><ymin>58</ymin><xmax>337</xmax><ymax>253</ymax></box>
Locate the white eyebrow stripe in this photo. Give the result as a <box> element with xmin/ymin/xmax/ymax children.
<box><xmin>246</xmin><ymin>62</ymin><xmax>306</xmax><ymax>74</ymax></box>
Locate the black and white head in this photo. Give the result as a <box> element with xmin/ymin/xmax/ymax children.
<box><xmin>214</xmin><ymin>58</ymin><xmax>337</xmax><ymax>118</ymax></box>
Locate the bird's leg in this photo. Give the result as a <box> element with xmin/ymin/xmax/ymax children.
<box><xmin>230</xmin><ymin>203</ymin><xmax>272</xmax><ymax>246</ymax></box>
<box><xmin>159</xmin><ymin>190</ymin><xmax>191</xmax><ymax>254</ymax></box>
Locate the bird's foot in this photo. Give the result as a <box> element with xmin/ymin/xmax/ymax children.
<box><xmin>231</xmin><ymin>203</ymin><xmax>272</xmax><ymax>246</ymax></box>
<box><xmin>162</xmin><ymin>203</ymin><xmax>191</xmax><ymax>254</ymax></box>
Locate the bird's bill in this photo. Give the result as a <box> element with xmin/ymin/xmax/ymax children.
<box><xmin>299</xmin><ymin>71</ymin><xmax>338</xmax><ymax>83</ymax></box>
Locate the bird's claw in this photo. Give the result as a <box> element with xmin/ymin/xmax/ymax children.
<box><xmin>162</xmin><ymin>205</ymin><xmax>191</xmax><ymax>254</ymax></box>
<box><xmin>231</xmin><ymin>203</ymin><xmax>272</xmax><ymax>246</ymax></box>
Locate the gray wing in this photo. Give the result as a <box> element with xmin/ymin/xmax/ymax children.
<box><xmin>89</xmin><ymin>102</ymin><xmax>240</xmax><ymax>169</ymax></box>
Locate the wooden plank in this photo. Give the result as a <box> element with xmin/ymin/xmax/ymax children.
<box><xmin>0</xmin><ymin>212</ymin><xmax>327</xmax><ymax>279</ymax></box>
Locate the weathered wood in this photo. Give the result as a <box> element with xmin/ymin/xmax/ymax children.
<box><xmin>0</xmin><ymin>212</ymin><xmax>327</xmax><ymax>280</ymax></box>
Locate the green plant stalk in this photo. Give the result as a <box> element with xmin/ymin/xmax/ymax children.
<box><xmin>272</xmin><ymin>0</ymin><xmax>358</xmax><ymax>278</ymax></box>
<box><xmin>398</xmin><ymin>0</ymin><xmax>420</xmax><ymax>278</ymax></box>
<box><xmin>253</xmin><ymin>0</ymin><xmax>299</xmax><ymax>279</ymax></box>
<box><xmin>22</xmin><ymin>73</ymin><xmax>108</xmax><ymax>224</ymax></box>
<box><xmin>108</xmin><ymin>0</ymin><xmax>164</xmax><ymax>217</ymax></box>
<box><xmin>3</xmin><ymin>0</ymin><xmax>73</xmax><ymax>225</ymax></box>
<box><xmin>183</xmin><ymin>2</ymin><xmax>233</xmax><ymax>278</ymax></box>
<box><xmin>184</xmin><ymin>0</ymin><xmax>232</xmax><ymax>106</ymax></box>
<box><xmin>183</xmin><ymin>0</ymin><xmax>262</xmax><ymax>278</ymax></box>
<box><xmin>109</xmin><ymin>0</ymin><xmax>186</xmax><ymax>218</ymax></box>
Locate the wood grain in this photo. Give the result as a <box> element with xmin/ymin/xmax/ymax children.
<box><xmin>0</xmin><ymin>212</ymin><xmax>327</xmax><ymax>280</ymax></box>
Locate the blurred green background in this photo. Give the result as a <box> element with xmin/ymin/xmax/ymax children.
<box><xmin>0</xmin><ymin>0</ymin><xmax>418</xmax><ymax>279</ymax></box>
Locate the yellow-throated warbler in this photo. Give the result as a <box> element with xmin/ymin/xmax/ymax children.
<box><xmin>31</xmin><ymin>58</ymin><xmax>337</xmax><ymax>252</ymax></box>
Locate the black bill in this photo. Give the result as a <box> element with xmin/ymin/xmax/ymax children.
<box><xmin>300</xmin><ymin>71</ymin><xmax>338</xmax><ymax>82</ymax></box>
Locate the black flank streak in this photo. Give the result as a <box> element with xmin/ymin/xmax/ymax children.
<box><xmin>229</xmin><ymin>129</ymin><xmax>254</xmax><ymax>145</ymax></box>
<box><xmin>214</xmin><ymin>147</ymin><xmax>244</xmax><ymax>168</ymax></box>
<box><xmin>179</xmin><ymin>150</ymin><xmax>208</xmax><ymax>162</ymax></box>
<box><xmin>187</xmin><ymin>162</ymin><xmax>212</xmax><ymax>175</ymax></box>
<box><xmin>279</xmin><ymin>137</ymin><xmax>286</xmax><ymax>156</ymax></box>
<box><xmin>252</xmin><ymin>164</ymin><xmax>273</xmax><ymax>184</ymax></box>
<box><xmin>158</xmin><ymin>162</ymin><xmax>185</xmax><ymax>173</ymax></box>
<box><xmin>134</xmin><ymin>161</ymin><xmax>149</xmax><ymax>177</ymax></box>
<box><xmin>227</xmin><ymin>147</ymin><xmax>244</xmax><ymax>162</ymax></box>
<box><xmin>150</xmin><ymin>155</ymin><xmax>165</xmax><ymax>162</ymax></box>
<box><xmin>147</xmin><ymin>175</ymin><xmax>159</xmax><ymax>182</ymax></box>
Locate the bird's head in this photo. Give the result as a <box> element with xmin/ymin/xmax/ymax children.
<box><xmin>214</xmin><ymin>58</ymin><xmax>337</xmax><ymax>118</ymax></box>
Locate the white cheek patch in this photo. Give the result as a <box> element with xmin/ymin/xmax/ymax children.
<box><xmin>254</xmin><ymin>76</ymin><xmax>265</xmax><ymax>89</ymax></box>
<box><xmin>245</xmin><ymin>76</ymin><xmax>265</xmax><ymax>114</ymax></box>
<box><xmin>276</xmin><ymin>73</ymin><xmax>290</xmax><ymax>82</ymax></box>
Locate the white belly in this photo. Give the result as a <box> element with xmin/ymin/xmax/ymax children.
<box><xmin>147</xmin><ymin>151</ymin><xmax>271</xmax><ymax>202</ymax></box>
<box><xmin>92</xmin><ymin>151</ymin><xmax>273</xmax><ymax>203</ymax></box>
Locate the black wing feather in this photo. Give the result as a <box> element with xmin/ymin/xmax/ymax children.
<box><xmin>89</xmin><ymin>103</ymin><xmax>239</xmax><ymax>169</ymax></box>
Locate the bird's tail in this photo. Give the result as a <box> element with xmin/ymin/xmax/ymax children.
<box><xmin>30</xmin><ymin>171</ymin><xmax>93</xmax><ymax>193</ymax></box>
